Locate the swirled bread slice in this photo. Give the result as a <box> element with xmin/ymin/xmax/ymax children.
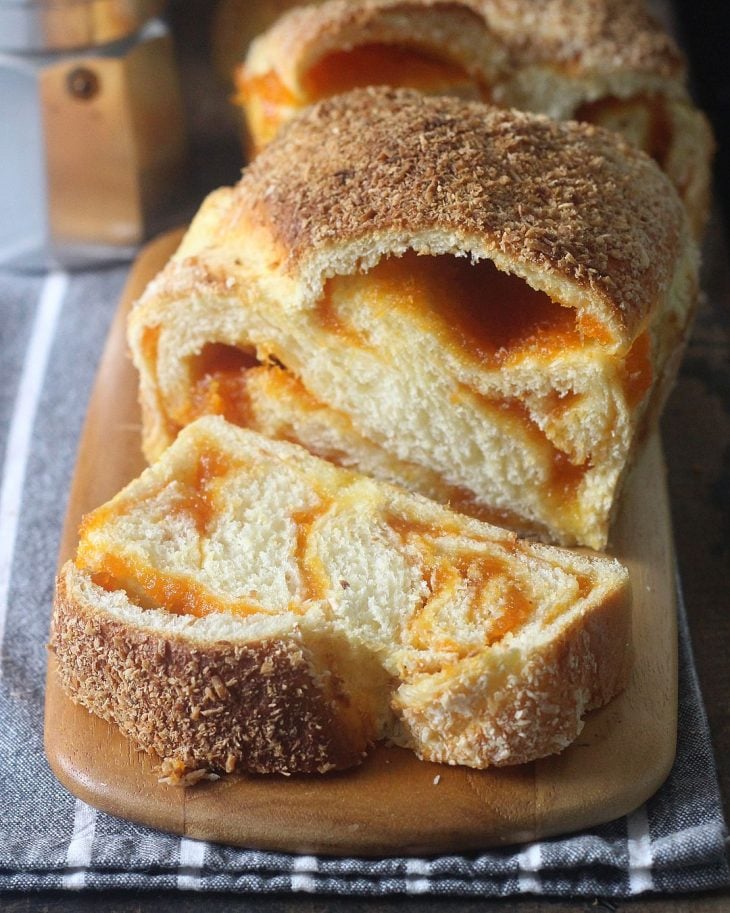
<box><xmin>236</xmin><ymin>0</ymin><xmax>713</xmax><ymax>234</ymax></box>
<box><xmin>52</xmin><ymin>416</ymin><xmax>631</xmax><ymax>777</ymax></box>
<box><xmin>129</xmin><ymin>90</ymin><xmax>697</xmax><ymax>549</ymax></box>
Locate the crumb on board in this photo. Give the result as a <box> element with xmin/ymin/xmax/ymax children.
<box><xmin>158</xmin><ymin>757</ymin><xmax>220</xmax><ymax>787</ymax></box>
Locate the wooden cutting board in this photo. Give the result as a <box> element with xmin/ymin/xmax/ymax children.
<box><xmin>44</xmin><ymin>229</ymin><xmax>678</xmax><ymax>856</ymax></box>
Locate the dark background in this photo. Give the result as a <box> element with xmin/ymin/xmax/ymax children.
<box><xmin>673</xmin><ymin>1</ymin><xmax>730</xmax><ymax>220</ymax></box>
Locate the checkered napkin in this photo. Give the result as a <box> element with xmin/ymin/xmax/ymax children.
<box><xmin>0</xmin><ymin>266</ymin><xmax>727</xmax><ymax>896</ymax></box>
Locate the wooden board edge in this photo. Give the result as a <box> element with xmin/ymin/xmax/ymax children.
<box><xmin>43</xmin><ymin>641</ymin><xmax>678</xmax><ymax>856</ymax></box>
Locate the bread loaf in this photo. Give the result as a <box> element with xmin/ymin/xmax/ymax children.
<box><xmin>129</xmin><ymin>89</ymin><xmax>698</xmax><ymax>549</ymax></box>
<box><xmin>237</xmin><ymin>0</ymin><xmax>713</xmax><ymax>234</ymax></box>
<box><xmin>51</xmin><ymin>416</ymin><xmax>631</xmax><ymax>778</ymax></box>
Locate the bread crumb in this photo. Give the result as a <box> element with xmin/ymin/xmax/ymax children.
<box><xmin>211</xmin><ymin>674</ymin><xmax>229</xmax><ymax>700</ymax></box>
<box><xmin>433</xmin><ymin>774</ymin><xmax>441</xmax><ymax>785</ymax></box>
<box><xmin>158</xmin><ymin>758</ymin><xmax>220</xmax><ymax>787</ymax></box>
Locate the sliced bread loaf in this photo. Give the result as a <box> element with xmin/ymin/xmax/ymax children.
<box><xmin>237</xmin><ymin>0</ymin><xmax>712</xmax><ymax>233</ymax></box>
<box><xmin>130</xmin><ymin>89</ymin><xmax>698</xmax><ymax>549</ymax></box>
<box><xmin>52</xmin><ymin>415</ymin><xmax>631</xmax><ymax>778</ymax></box>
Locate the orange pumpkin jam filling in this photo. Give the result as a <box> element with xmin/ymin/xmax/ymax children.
<box><xmin>417</xmin><ymin>558</ymin><xmax>533</xmax><ymax>653</ymax></box>
<box><xmin>235</xmin><ymin>68</ymin><xmax>299</xmax><ymax>150</ymax></box>
<box><xmin>78</xmin><ymin>445</ymin><xmax>268</xmax><ymax>618</ymax></box>
<box><xmin>171</xmin><ymin>446</ymin><xmax>240</xmax><ymax>537</ymax></box>
<box><xmin>462</xmin><ymin>394</ymin><xmax>590</xmax><ymax>517</ymax></box>
<box><xmin>389</xmin><ymin>516</ymin><xmax>531</xmax><ymax>652</ymax></box>
<box><xmin>291</xmin><ymin>502</ymin><xmax>334</xmax><ymax>602</ymax></box>
<box><xmin>388</xmin><ymin>514</ymin><xmax>593</xmax><ymax>656</ymax></box>
<box><xmin>324</xmin><ymin>253</ymin><xmax>605</xmax><ymax>367</ymax></box>
<box><xmin>80</xmin><ymin>441</ymin><xmax>336</xmax><ymax>620</ymax></box>
<box><xmin>236</xmin><ymin>43</ymin><xmax>488</xmax><ymax>151</ymax></box>
<box><xmin>88</xmin><ymin>554</ymin><xmax>266</xmax><ymax>619</ymax></box>
<box><xmin>181</xmin><ymin>342</ymin><xmax>261</xmax><ymax>428</ymax></box>
<box><xmin>301</xmin><ymin>43</ymin><xmax>484</xmax><ymax>101</ymax></box>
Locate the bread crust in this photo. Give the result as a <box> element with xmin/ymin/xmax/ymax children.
<box><xmin>474</xmin><ymin>0</ymin><xmax>683</xmax><ymax>78</ymax></box>
<box><xmin>51</xmin><ymin>564</ymin><xmax>369</xmax><ymax>776</ymax></box>
<box><xmin>246</xmin><ymin>0</ymin><xmax>503</xmax><ymax>87</ymax></box>
<box><xmin>396</xmin><ymin>574</ymin><xmax>631</xmax><ymax>766</ymax></box>
<box><xmin>194</xmin><ymin>88</ymin><xmax>684</xmax><ymax>348</ymax></box>
<box><xmin>241</xmin><ymin>0</ymin><xmax>710</xmax><ymax>234</ymax></box>
<box><xmin>248</xmin><ymin>0</ymin><xmax>683</xmax><ymax>87</ymax></box>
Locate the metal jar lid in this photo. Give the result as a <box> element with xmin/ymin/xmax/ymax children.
<box><xmin>0</xmin><ymin>0</ymin><xmax>165</xmax><ymax>51</ymax></box>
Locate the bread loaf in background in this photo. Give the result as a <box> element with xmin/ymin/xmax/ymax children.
<box><xmin>129</xmin><ymin>89</ymin><xmax>698</xmax><ymax>550</ymax></box>
<box><xmin>51</xmin><ymin>416</ymin><xmax>631</xmax><ymax>778</ymax></box>
<box><xmin>236</xmin><ymin>0</ymin><xmax>713</xmax><ymax>234</ymax></box>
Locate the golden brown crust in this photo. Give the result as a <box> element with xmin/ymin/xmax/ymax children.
<box><xmin>251</xmin><ymin>0</ymin><xmax>684</xmax><ymax>86</ymax></box>
<box><xmin>51</xmin><ymin>566</ymin><xmax>368</xmax><ymax>776</ymax></box>
<box><xmin>475</xmin><ymin>0</ymin><xmax>684</xmax><ymax>78</ymax></box>
<box><xmin>241</xmin><ymin>1</ymin><xmax>709</xmax><ymax>236</ymax></box>
<box><xmin>222</xmin><ymin>88</ymin><xmax>684</xmax><ymax>346</ymax></box>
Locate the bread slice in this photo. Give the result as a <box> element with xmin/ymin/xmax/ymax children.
<box><xmin>237</xmin><ymin>0</ymin><xmax>713</xmax><ymax>234</ymax></box>
<box><xmin>52</xmin><ymin>416</ymin><xmax>631</xmax><ymax>778</ymax></box>
<box><xmin>129</xmin><ymin>89</ymin><xmax>698</xmax><ymax>550</ymax></box>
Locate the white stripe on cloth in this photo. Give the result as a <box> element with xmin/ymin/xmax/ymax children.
<box><xmin>0</xmin><ymin>269</ymin><xmax>68</xmax><ymax>671</ymax></box>
<box><xmin>177</xmin><ymin>836</ymin><xmax>208</xmax><ymax>890</ymax></box>
<box><xmin>517</xmin><ymin>841</ymin><xmax>542</xmax><ymax>893</ymax></box>
<box><xmin>62</xmin><ymin>799</ymin><xmax>97</xmax><ymax>889</ymax></box>
<box><xmin>627</xmin><ymin>804</ymin><xmax>654</xmax><ymax>893</ymax></box>
<box><xmin>291</xmin><ymin>854</ymin><xmax>319</xmax><ymax>892</ymax></box>
<box><xmin>405</xmin><ymin>858</ymin><xmax>431</xmax><ymax>893</ymax></box>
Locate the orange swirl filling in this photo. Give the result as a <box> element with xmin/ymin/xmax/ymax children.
<box><xmin>328</xmin><ymin>253</ymin><xmax>591</xmax><ymax>366</ymax></box>
<box><xmin>88</xmin><ymin>553</ymin><xmax>266</xmax><ymax>619</ymax></box>
<box><xmin>80</xmin><ymin>440</ymin><xmax>335</xmax><ymax>618</ymax></box>
<box><xmin>387</xmin><ymin>514</ymin><xmax>594</xmax><ymax>656</ymax></box>
<box><xmin>237</xmin><ymin>42</ymin><xmax>486</xmax><ymax>151</ymax></box>
<box><xmin>388</xmin><ymin>518</ymin><xmax>532</xmax><ymax>652</ymax></box>
<box><xmin>167</xmin><ymin>254</ymin><xmax>652</xmax><ymax>540</ymax></box>
<box><xmin>301</xmin><ymin>43</ymin><xmax>482</xmax><ymax>100</ymax></box>
<box><xmin>182</xmin><ymin>342</ymin><xmax>259</xmax><ymax>428</ymax></box>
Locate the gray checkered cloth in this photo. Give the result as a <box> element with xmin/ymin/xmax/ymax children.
<box><xmin>0</xmin><ymin>265</ymin><xmax>728</xmax><ymax>896</ymax></box>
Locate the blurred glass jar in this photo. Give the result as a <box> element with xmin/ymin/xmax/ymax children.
<box><xmin>0</xmin><ymin>0</ymin><xmax>189</xmax><ymax>270</ymax></box>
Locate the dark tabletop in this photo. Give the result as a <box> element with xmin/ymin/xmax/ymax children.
<box><xmin>5</xmin><ymin>0</ymin><xmax>728</xmax><ymax>909</ymax></box>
